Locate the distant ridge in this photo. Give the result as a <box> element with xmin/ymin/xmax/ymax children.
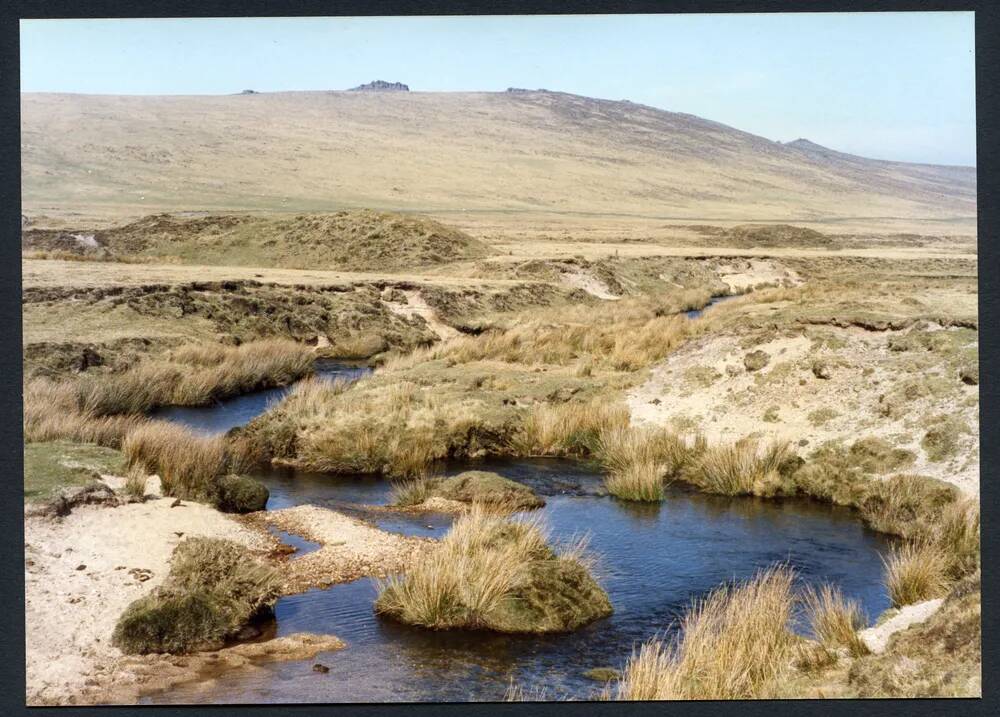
<box><xmin>349</xmin><ymin>80</ymin><xmax>409</xmax><ymax>92</ymax></box>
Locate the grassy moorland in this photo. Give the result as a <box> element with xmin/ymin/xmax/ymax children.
<box><xmin>21</xmin><ymin>91</ymin><xmax>978</xmax><ymax>703</ymax></box>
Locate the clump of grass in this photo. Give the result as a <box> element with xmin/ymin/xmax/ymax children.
<box><xmin>615</xmin><ymin>566</ymin><xmax>796</xmax><ymax>700</ymax></box>
<box><xmin>683</xmin><ymin>438</ymin><xmax>793</xmax><ymax>496</ymax></box>
<box><xmin>113</xmin><ymin>537</ymin><xmax>281</xmax><ymax>654</ymax></box>
<box><xmin>934</xmin><ymin>499</ymin><xmax>980</xmax><ymax>579</ymax></box>
<box><xmin>595</xmin><ymin>425</ymin><xmax>689</xmax><ymax>502</ymax></box>
<box><xmin>802</xmin><ymin>584</ymin><xmax>870</xmax><ymax>657</ymax></box>
<box><xmin>883</xmin><ymin>542</ymin><xmax>951</xmax><ymax>607</ymax></box>
<box><xmin>857</xmin><ymin>473</ymin><xmax>958</xmax><ymax>540</ymax></box>
<box><xmin>375</xmin><ymin>507</ymin><xmax>611</xmax><ymax>633</ymax></box>
<box><xmin>122</xmin><ymin>465</ymin><xmax>148</xmax><ymax>501</ymax></box>
<box><xmin>122</xmin><ymin>422</ymin><xmax>227</xmax><ymax>502</ymax></box>
<box><xmin>920</xmin><ymin>416</ymin><xmax>967</xmax><ymax>462</ymax></box>
<box><xmin>514</xmin><ymin>400</ymin><xmax>629</xmax><ymax>456</ymax></box>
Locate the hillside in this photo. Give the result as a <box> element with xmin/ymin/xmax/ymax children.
<box><xmin>20</xmin><ymin>89</ymin><xmax>976</xmax><ymax>228</ymax></box>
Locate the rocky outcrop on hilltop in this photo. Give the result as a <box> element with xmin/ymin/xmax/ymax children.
<box><xmin>349</xmin><ymin>80</ymin><xmax>409</xmax><ymax>92</ymax></box>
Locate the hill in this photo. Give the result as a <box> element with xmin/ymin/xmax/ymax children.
<box><xmin>21</xmin><ymin>210</ymin><xmax>490</xmax><ymax>271</ymax></box>
<box><xmin>20</xmin><ymin>90</ymin><xmax>976</xmax><ymax>228</ymax></box>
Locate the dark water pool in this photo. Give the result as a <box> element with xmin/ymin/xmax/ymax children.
<box><xmin>685</xmin><ymin>294</ymin><xmax>739</xmax><ymax>319</ymax></box>
<box><xmin>146</xmin><ymin>458</ymin><xmax>893</xmax><ymax>704</ymax></box>
<box><xmin>150</xmin><ymin>361</ymin><xmax>371</xmax><ymax>435</ymax></box>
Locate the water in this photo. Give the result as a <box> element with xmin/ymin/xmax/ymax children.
<box><xmin>146</xmin><ymin>459</ymin><xmax>893</xmax><ymax>704</ymax></box>
<box><xmin>685</xmin><ymin>294</ymin><xmax>739</xmax><ymax>319</ymax></box>
<box><xmin>151</xmin><ymin>360</ymin><xmax>372</xmax><ymax>435</ymax></box>
<box><xmin>143</xmin><ymin>361</ymin><xmax>894</xmax><ymax>704</ymax></box>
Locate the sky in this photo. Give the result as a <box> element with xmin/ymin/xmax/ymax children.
<box><xmin>20</xmin><ymin>13</ymin><xmax>977</xmax><ymax>166</ymax></box>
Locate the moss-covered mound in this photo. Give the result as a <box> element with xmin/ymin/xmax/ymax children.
<box><xmin>214</xmin><ymin>474</ymin><xmax>269</xmax><ymax>513</ymax></box>
<box><xmin>375</xmin><ymin>509</ymin><xmax>611</xmax><ymax>633</ymax></box>
<box><xmin>112</xmin><ymin>537</ymin><xmax>280</xmax><ymax>654</ymax></box>
<box><xmin>394</xmin><ymin>471</ymin><xmax>545</xmax><ymax>511</ymax></box>
<box><xmin>85</xmin><ymin>210</ymin><xmax>490</xmax><ymax>271</ymax></box>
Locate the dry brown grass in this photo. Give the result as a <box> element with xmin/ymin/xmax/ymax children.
<box><xmin>684</xmin><ymin>438</ymin><xmax>792</xmax><ymax>496</ymax></box>
<box><xmin>595</xmin><ymin>425</ymin><xmax>690</xmax><ymax>502</ymax></box>
<box><xmin>122</xmin><ymin>422</ymin><xmax>227</xmax><ymax>501</ymax></box>
<box><xmin>802</xmin><ymin>584</ymin><xmax>869</xmax><ymax>657</ymax></box>
<box><xmin>512</xmin><ymin>400</ymin><xmax>629</xmax><ymax>456</ymax></box>
<box><xmin>76</xmin><ymin>338</ymin><xmax>313</xmax><ymax>415</ymax></box>
<box><xmin>389</xmin><ymin>295</ymin><xmax>702</xmax><ymax>371</ymax></box>
<box><xmin>375</xmin><ymin>506</ymin><xmax>610</xmax><ymax>632</ymax></box>
<box><xmin>23</xmin><ymin>378</ymin><xmax>148</xmax><ymax>447</ymax></box>
<box><xmin>883</xmin><ymin>542</ymin><xmax>951</xmax><ymax>607</ymax></box>
<box><xmin>243</xmin><ymin>374</ymin><xmax>500</xmax><ymax>477</ymax></box>
<box><xmin>935</xmin><ymin>498</ymin><xmax>980</xmax><ymax>579</ymax></box>
<box><xmin>615</xmin><ymin>566</ymin><xmax>797</xmax><ymax>700</ymax></box>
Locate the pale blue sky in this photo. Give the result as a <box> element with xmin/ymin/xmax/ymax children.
<box><xmin>20</xmin><ymin>13</ymin><xmax>976</xmax><ymax>166</ymax></box>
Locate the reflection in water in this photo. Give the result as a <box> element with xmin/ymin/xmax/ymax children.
<box><xmin>147</xmin><ymin>458</ymin><xmax>893</xmax><ymax>704</ymax></box>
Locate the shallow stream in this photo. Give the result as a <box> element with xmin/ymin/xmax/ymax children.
<box><xmin>147</xmin><ymin>360</ymin><xmax>892</xmax><ymax>703</ymax></box>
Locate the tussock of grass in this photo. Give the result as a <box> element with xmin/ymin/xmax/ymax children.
<box><xmin>122</xmin><ymin>422</ymin><xmax>227</xmax><ymax>502</ymax></box>
<box><xmin>375</xmin><ymin>507</ymin><xmax>611</xmax><ymax>633</ymax></box>
<box><xmin>595</xmin><ymin>425</ymin><xmax>689</xmax><ymax>502</ymax></box>
<box><xmin>113</xmin><ymin>537</ymin><xmax>280</xmax><ymax>654</ymax></box>
<box><xmin>615</xmin><ymin>566</ymin><xmax>796</xmax><ymax>700</ymax></box>
<box><xmin>856</xmin><ymin>473</ymin><xmax>958</xmax><ymax>541</ymax></box>
<box><xmin>935</xmin><ymin>499</ymin><xmax>980</xmax><ymax>579</ymax></box>
<box><xmin>802</xmin><ymin>584</ymin><xmax>869</xmax><ymax>657</ymax></box>
<box><xmin>683</xmin><ymin>438</ymin><xmax>793</xmax><ymax>496</ymax></box>
<box><xmin>242</xmin><ymin>375</ymin><xmax>509</xmax><ymax>477</ymax></box>
<box><xmin>883</xmin><ymin>542</ymin><xmax>951</xmax><ymax>607</ymax></box>
<box><xmin>123</xmin><ymin>465</ymin><xmax>148</xmax><ymax>501</ymax></box>
<box><xmin>513</xmin><ymin>400</ymin><xmax>629</xmax><ymax>456</ymax></box>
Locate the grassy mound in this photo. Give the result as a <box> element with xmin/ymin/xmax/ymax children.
<box><xmin>87</xmin><ymin>211</ymin><xmax>490</xmax><ymax>271</ymax></box>
<box><xmin>392</xmin><ymin>471</ymin><xmax>544</xmax><ymax>511</ymax></box>
<box><xmin>375</xmin><ymin>508</ymin><xmax>611</xmax><ymax>633</ymax></box>
<box><xmin>112</xmin><ymin>537</ymin><xmax>280</xmax><ymax>654</ymax></box>
<box><xmin>722</xmin><ymin>224</ymin><xmax>834</xmax><ymax>248</ymax></box>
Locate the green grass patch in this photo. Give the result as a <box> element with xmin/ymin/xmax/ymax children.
<box><xmin>23</xmin><ymin>440</ymin><xmax>123</xmax><ymax>502</ymax></box>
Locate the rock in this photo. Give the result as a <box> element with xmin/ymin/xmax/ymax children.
<box><xmin>959</xmin><ymin>365</ymin><xmax>978</xmax><ymax>385</ymax></box>
<box><xmin>170</xmin><ymin>498</ymin><xmax>183</xmax><ymax>508</ymax></box>
<box><xmin>26</xmin><ymin>481</ymin><xmax>119</xmax><ymax>519</ymax></box>
<box><xmin>584</xmin><ymin>667</ymin><xmax>620</xmax><ymax>682</ymax></box>
<box><xmin>214</xmin><ymin>475</ymin><xmax>269</xmax><ymax>513</ymax></box>
<box><xmin>349</xmin><ymin>80</ymin><xmax>409</xmax><ymax>92</ymax></box>
<box><xmin>75</xmin><ymin>564</ymin><xmax>86</xmax><ymax>571</ymax></box>
<box><xmin>812</xmin><ymin>359</ymin><xmax>833</xmax><ymax>379</ymax></box>
<box><xmin>743</xmin><ymin>350</ymin><xmax>770</xmax><ymax>372</ymax></box>
<box><xmin>312</xmin><ymin>663</ymin><xmax>330</xmax><ymax>673</ymax></box>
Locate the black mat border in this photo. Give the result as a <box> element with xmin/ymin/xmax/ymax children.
<box><xmin>0</xmin><ymin>1</ymin><xmax>995</xmax><ymax>716</ymax></box>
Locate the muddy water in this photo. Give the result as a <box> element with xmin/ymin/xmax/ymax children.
<box><xmin>143</xmin><ymin>363</ymin><xmax>893</xmax><ymax>704</ymax></box>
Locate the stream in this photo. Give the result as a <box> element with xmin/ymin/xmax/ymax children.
<box><xmin>146</xmin><ymin>358</ymin><xmax>892</xmax><ymax>703</ymax></box>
